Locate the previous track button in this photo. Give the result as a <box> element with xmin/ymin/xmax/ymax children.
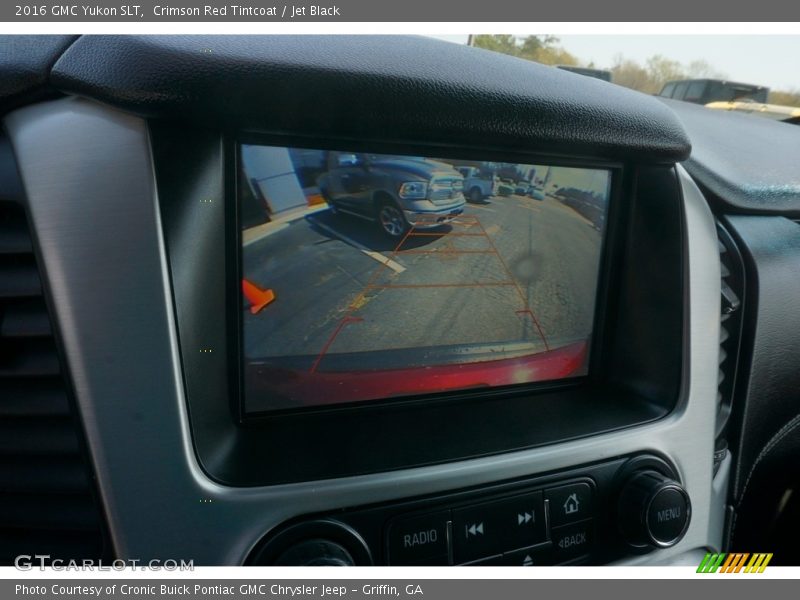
<box><xmin>453</xmin><ymin>492</ymin><xmax>546</xmax><ymax>564</ymax></box>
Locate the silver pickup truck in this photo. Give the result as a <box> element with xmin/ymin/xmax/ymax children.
<box><xmin>457</xmin><ymin>166</ymin><xmax>498</xmax><ymax>202</ymax></box>
<box><xmin>319</xmin><ymin>152</ymin><xmax>466</xmax><ymax>238</ymax></box>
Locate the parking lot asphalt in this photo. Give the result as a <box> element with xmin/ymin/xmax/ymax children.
<box><xmin>242</xmin><ymin>194</ymin><xmax>603</xmax><ymax>372</ymax></box>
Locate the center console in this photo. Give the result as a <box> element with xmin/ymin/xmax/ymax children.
<box><xmin>248</xmin><ymin>454</ymin><xmax>690</xmax><ymax>566</ymax></box>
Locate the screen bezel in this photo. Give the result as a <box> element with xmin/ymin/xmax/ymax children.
<box><xmin>153</xmin><ymin>121</ymin><xmax>684</xmax><ymax>486</ymax></box>
<box><xmin>232</xmin><ymin>136</ymin><xmax>623</xmax><ymax>421</ymax></box>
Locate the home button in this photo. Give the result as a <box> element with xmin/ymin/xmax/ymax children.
<box><xmin>544</xmin><ymin>482</ymin><xmax>593</xmax><ymax>527</ymax></box>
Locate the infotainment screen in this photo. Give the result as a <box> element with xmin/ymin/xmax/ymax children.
<box><xmin>239</xmin><ymin>144</ymin><xmax>611</xmax><ymax>413</ymax></box>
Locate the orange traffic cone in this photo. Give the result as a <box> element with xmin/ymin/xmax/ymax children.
<box><xmin>242</xmin><ymin>279</ymin><xmax>275</xmax><ymax>314</ymax></box>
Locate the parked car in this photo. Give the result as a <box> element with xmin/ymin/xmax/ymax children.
<box><xmin>496</xmin><ymin>180</ymin><xmax>515</xmax><ymax>196</ymax></box>
<box><xmin>514</xmin><ymin>181</ymin><xmax>532</xmax><ymax>196</ymax></box>
<box><xmin>319</xmin><ymin>152</ymin><xmax>466</xmax><ymax>237</ymax></box>
<box><xmin>530</xmin><ymin>186</ymin><xmax>546</xmax><ymax>201</ymax></box>
<box><xmin>658</xmin><ymin>78</ymin><xmax>769</xmax><ymax>105</ymax></box>
<box><xmin>456</xmin><ymin>166</ymin><xmax>498</xmax><ymax>202</ymax></box>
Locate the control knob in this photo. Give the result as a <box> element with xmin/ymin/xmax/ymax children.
<box><xmin>274</xmin><ymin>539</ymin><xmax>355</xmax><ymax>566</ymax></box>
<box><xmin>617</xmin><ymin>470</ymin><xmax>691</xmax><ymax>548</ymax></box>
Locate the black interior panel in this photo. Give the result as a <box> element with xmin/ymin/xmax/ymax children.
<box><xmin>51</xmin><ymin>35</ymin><xmax>690</xmax><ymax>164</ymax></box>
<box><xmin>723</xmin><ymin>216</ymin><xmax>800</xmax><ymax>561</ymax></box>
<box><xmin>665</xmin><ymin>99</ymin><xmax>800</xmax><ymax>216</ymax></box>
<box><xmin>607</xmin><ymin>166</ymin><xmax>684</xmax><ymax>406</ymax></box>
<box><xmin>723</xmin><ymin>216</ymin><xmax>800</xmax><ymax>500</ymax></box>
<box><xmin>0</xmin><ymin>35</ymin><xmax>77</xmax><ymax>114</ymax></box>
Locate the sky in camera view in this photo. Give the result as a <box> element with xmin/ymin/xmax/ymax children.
<box><xmin>432</xmin><ymin>35</ymin><xmax>799</xmax><ymax>91</ymax></box>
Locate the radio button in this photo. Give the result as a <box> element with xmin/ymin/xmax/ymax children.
<box><xmin>452</xmin><ymin>492</ymin><xmax>545</xmax><ymax>563</ymax></box>
<box><xmin>386</xmin><ymin>510</ymin><xmax>450</xmax><ymax>565</ymax></box>
<box><xmin>545</xmin><ymin>482</ymin><xmax>593</xmax><ymax>527</ymax></box>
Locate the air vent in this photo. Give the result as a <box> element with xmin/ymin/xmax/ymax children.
<box><xmin>716</xmin><ymin>223</ymin><xmax>745</xmax><ymax>449</ymax></box>
<box><xmin>0</xmin><ymin>138</ymin><xmax>109</xmax><ymax>565</ymax></box>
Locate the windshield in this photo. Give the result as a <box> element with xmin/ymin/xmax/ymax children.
<box><xmin>438</xmin><ymin>35</ymin><xmax>799</xmax><ymax>121</ymax></box>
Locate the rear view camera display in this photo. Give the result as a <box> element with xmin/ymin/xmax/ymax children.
<box><xmin>240</xmin><ymin>145</ymin><xmax>611</xmax><ymax>413</ymax></box>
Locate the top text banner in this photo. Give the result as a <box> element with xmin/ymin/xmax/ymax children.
<box><xmin>4</xmin><ymin>0</ymin><xmax>800</xmax><ymax>22</ymax></box>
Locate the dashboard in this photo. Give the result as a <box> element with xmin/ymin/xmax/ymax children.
<box><xmin>1</xmin><ymin>34</ymin><xmax>799</xmax><ymax>566</ymax></box>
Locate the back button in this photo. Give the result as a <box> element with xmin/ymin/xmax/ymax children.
<box><xmin>552</xmin><ymin>520</ymin><xmax>594</xmax><ymax>563</ymax></box>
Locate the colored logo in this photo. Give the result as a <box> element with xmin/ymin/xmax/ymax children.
<box><xmin>697</xmin><ymin>552</ymin><xmax>773</xmax><ymax>573</ymax></box>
